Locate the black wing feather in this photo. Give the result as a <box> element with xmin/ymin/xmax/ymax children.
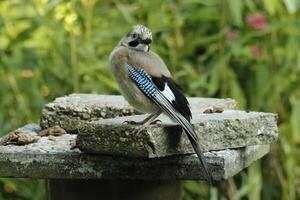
<box><xmin>152</xmin><ymin>76</ymin><xmax>192</xmax><ymax>121</ymax></box>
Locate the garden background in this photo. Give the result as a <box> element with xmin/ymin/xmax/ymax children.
<box><xmin>0</xmin><ymin>0</ymin><xmax>300</xmax><ymax>199</ymax></box>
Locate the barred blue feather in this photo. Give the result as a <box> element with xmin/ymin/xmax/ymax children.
<box><xmin>127</xmin><ymin>64</ymin><xmax>156</xmax><ymax>98</ymax></box>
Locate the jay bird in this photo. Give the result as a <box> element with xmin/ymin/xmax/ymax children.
<box><xmin>109</xmin><ymin>25</ymin><xmax>212</xmax><ymax>184</ymax></box>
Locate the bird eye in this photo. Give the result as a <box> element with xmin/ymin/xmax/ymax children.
<box><xmin>132</xmin><ymin>33</ymin><xmax>137</xmax><ymax>38</ymax></box>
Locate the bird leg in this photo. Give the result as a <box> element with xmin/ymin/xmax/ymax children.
<box><xmin>124</xmin><ymin>110</ymin><xmax>162</xmax><ymax>125</ymax></box>
<box><xmin>123</xmin><ymin>110</ymin><xmax>162</xmax><ymax>134</ymax></box>
<box><xmin>135</xmin><ymin>111</ymin><xmax>162</xmax><ymax>134</ymax></box>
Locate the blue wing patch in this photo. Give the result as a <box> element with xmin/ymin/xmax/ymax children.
<box><xmin>126</xmin><ymin>64</ymin><xmax>156</xmax><ymax>98</ymax></box>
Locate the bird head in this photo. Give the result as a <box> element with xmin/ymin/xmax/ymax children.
<box><xmin>120</xmin><ymin>24</ymin><xmax>152</xmax><ymax>52</ymax></box>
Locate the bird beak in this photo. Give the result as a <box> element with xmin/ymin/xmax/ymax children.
<box><xmin>141</xmin><ymin>38</ymin><xmax>152</xmax><ymax>45</ymax></box>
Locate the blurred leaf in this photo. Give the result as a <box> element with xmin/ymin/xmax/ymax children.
<box><xmin>245</xmin><ymin>0</ymin><xmax>257</xmax><ymax>11</ymax></box>
<box><xmin>207</xmin><ymin>64</ymin><xmax>220</xmax><ymax>96</ymax></box>
<box><xmin>228</xmin><ymin>68</ymin><xmax>246</xmax><ymax>109</ymax></box>
<box><xmin>262</xmin><ymin>0</ymin><xmax>280</xmax><ymax>15</ymax></box>
<box><xmin>227</xmin><ymin>0</ymin><xmax>244</xmax><ymax>26</ymax></box>
<box><xmin>291</xmin><ymin>100</ymin><xmax>300</xmax><ymax>142</ymax></box>
<box><xmin>283</xmin><ymin>0</ymin><xmax>298</xmax><ymax>13</ymax></box>
<box><xmin>183</xmin><ymin>181</ymin><xmax>202</xmax><ymax>195</ymax></box>
<box><xmin>232</xmin><ymin>185</ymin><xmax>250</xmax><ymax>200</ymax></box>
<box><xmin>248</xmin><ymin>161</ymin><xmax>262</xmax><ymax>200</ymax></box>
<box><xmin>210</xmin><ymin>187</ymin><xmax>218</xmax><ymax>200</ymax></box>
<box><xmin>114</xmin><ymin>2</ymin><xmax>135</xmax><ymax>24</ymax></box>
<box><xmin>8</xmin><ymin>21</ymin><xmax>39</xmax><ymax>48</ymax></box>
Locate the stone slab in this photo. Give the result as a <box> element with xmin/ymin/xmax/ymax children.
<box><xmin>0</xmin><ymin>124</ymin><xmax>269</xmax><ymax>180</ymax></box>
<box><xmin>40</xmin><ymin>93</ymin><xmax>237</xmax><ymax>132</ymax></box>
<box><xmin>77</xmin><ymin>110</ymin><xmax>278</xmax><ymax>157</ymax></box>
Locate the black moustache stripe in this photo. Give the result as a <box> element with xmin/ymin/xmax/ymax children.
<box><xmin>129</xmin><ymin>40</ymin><xmax>139</xmax><ymax>47</ymax></box>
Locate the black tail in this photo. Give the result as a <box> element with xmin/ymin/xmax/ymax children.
<box><xmin>185</xmin><ymin>132</ymin><xmax>213</xmax><ymax>186</ymax></box>
<box><xmin>153</xmin><ymin>92</ymin><xmax>213</xmax><ymax>185</ymax></box>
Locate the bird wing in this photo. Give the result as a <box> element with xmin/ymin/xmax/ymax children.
<box><xmin>126</xmin><ymin>63</ymin><xmax>212</xmax><ymax>184</ymax></box>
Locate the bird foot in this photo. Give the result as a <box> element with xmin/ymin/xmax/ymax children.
<box><xmin>138</xmin><ymin>121</ymin><xmax>164</xmax><ymax>133</ymax></box>
<box><xmin>123</xmin><ymin>119</ymin><xmax>162</xmax><ymax>126</ymax></box>
<box><xmin>123</xmin><ymin>120</ymin><xmax>145</xmax><ymax>125</ymax></box>
<box><xmin>150</xmin><ymin>119</ymin><xmax>162</xmax><ymax>125</ymax></box>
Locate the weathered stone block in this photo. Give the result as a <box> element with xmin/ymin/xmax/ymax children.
<box><xmin>40</xmin><ymin>93</ymin><xmax>237</xmax><ymax>132</ymax></box>
<box><xmin>0</xmin><ymin>124</ymin><xmax>270</xmax><ymax>180</ymax></box>
<box><xmin>77</xmin><ymin>111</ymin><xmax>278</xmax><ymax>157</ymax></box>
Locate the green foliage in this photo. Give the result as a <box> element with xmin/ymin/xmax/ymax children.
<box><xmin>0</xmin><ymin>0</ymin><xmax>300</xmax><ymax>199</ymax></box>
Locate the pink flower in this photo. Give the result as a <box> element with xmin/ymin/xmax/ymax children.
<box><xmin>251</xmin><ymin>46</ymin><xmax>262</xmax><ymax>58</ymax></box>
<box><xmin>225</xmin><ymin>30</ymin><xmax>239</xmax><ymax>41</ymax></box>
<box><xmin>246</xmin><ymin>14</ymin><xmax>268</xmax><ymax>31</ymax></box>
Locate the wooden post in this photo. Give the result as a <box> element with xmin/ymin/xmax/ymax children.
<box><xmin>47</xmin><ymin>179</ymin><xmax>182</xmax><ymax>200</ymax></box>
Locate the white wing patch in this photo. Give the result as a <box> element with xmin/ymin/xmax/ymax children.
<box><xmin>161</xmin><ymin>83</ymin><xmax>175</xmax><ymax>102</ymax></box>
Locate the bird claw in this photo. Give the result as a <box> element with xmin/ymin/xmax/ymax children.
<box><xmin>135</xmin><ymin>121</ymin><xmax>162</xmax><ymax>134</ymax></box>
<box><xmin>150</xmin><ymin>119</ymin><xmax>162</xmax><ymax>125</ymax></box>
<box><xmin>134</xmin><ymin>127</ymin><xmax>146</xmax><ymax>134</ymax></box>
<box><xmin>123</xmin><ymin>120</ymin><xmax>144</xmax><ymax>125</ymax></box>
